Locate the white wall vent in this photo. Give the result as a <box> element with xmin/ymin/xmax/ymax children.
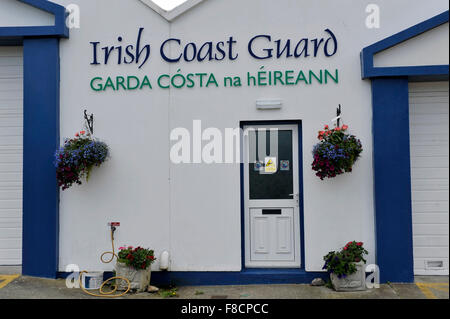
<box><xmin>426</xmin><ymin>260</ymin><xmax>444</xmax><ymax>269</ymax></box>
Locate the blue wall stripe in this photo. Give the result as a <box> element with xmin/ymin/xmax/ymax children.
<box><xmin>22</xmin><ymin>38</ymin><xmax>60</xmax><ymax>278</ymax></box>
<box><xmin>371</xmin><ymin>78</ymin><xmax>414</xmax><ymax>283</ymax></box>
<box><xmin>58</xmin><ymin>270</ymin><xmax>328</xmax><ymax>286</ymax></box>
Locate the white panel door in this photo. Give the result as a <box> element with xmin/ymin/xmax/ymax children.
<box><xmin>409</xmin><ymin>81</ymin><xmax>449</xmax><ymax>275</ymax></box>
<box><xmin>0</xmin><ymin>47</ymin><xmax>23</xmax><ymax>266</ymax></box>
<box><xmin>243</xmin><ymin>125</ymin><xmax>301</xmax><ymax>268</ymax></box>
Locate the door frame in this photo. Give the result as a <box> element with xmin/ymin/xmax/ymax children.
<box><xmin>240</xmin><ymin>120</ymin><xmax>305</xmax><ymax>271</ymax></box>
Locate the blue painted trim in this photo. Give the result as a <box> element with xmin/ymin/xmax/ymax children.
<box><xmin>239</xmin><ymin>120</ymin><xmax>306</xmax><ymax>271</ymax></box>
<box><xmin>298</xmin><ymin>123</ymin><xmax>305</xmax><ymax>267</ymax></box>
<box><xmin>21</xmin><ymin>38</ymin><xmax>61</xmax><ymax>279</ymax></box>
<box><xmin>0</xmin><ymin>0</ymin><xmax>69</xmax><ymax>42</ymax></box>
<box><xmin>148</xmin><ymin>269</ymin><xmax>327</xmax><ymax>286</ymax></box>
<box><xmin>361</xmin><ymin>11</ymin><xmax>449</xmax><ymax>79</ymax></box>
<box><xmin>371</xmin><ymin>78</ymin><xmax>414</xmax><ymax>283</ymax></box>
<box><xmin>58</xmin><ymin>270</ymin><xmax>328</xmax><ymax>286</ymax></box>
<box><xmin>0</xmin><ymin>0</ymin><xmax>68</xmax><ymax>279</ymax></box>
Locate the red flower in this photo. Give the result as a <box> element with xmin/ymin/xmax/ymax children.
<box><xmin>342</xmin><ymin>125</ymin><xmax>348</xmax><ymax>130</ymax></box>
<box><xmin>324</xmin><ymin>125</ymin><xmax>329</xmax><ymax>130</ymax></box>
<box><xmin>357</xmin><ymin>242</ymin><xmax>363</xmax><ymax>246</ymax></box>
<box><xmin>75</xmin><ymin>133</ymin><xmax>79</xmax><ymax>137</ymax></box>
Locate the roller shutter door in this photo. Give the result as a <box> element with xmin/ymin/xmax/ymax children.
<box><xmin>0</xmin><ymin>47</ymin><xmax>23</xmax><ymax>266</ymax></box>
<box><xmin>409</xmin><ymin>81</ymin><xmax>449</xmax><ymax>275</ymax></box>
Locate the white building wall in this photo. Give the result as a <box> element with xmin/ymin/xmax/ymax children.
<box><xmin>51</xmin><ymin>0</ymin><xmax>449</xmax><ymax>272</ymax></box>
<box><xmin>55</xmin><ymin>0</ymin><xmax>172</xmax><ymax>272</ymax></box>
<box><xmin>0</xmin><ymin>0</ymin><xmax>54</xmax><ymax>27</ymax></box>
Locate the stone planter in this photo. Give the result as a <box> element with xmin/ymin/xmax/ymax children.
<box><xmin>330</xmin><ymin>261</ymin><xmax>366</xmax><ymax>292</ymax></box>
<box><xmin>115</xmin><ymin>262</ymin><xmax>151</xmax><ymax>292</ymax></box>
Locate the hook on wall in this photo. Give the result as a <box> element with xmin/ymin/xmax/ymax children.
<box><xmin>331</xmin><ymin>104</ymin><xmax>342</xmax><ymax>128</ymax></box>
<box><xmin>336</xmin><ymin>104</ymin><xmax>342</xmax><ymax>128</ymax></box>
<box><xmin>84</xmin><ymin>109</ymin><xmax>94</xmax><ymax>135</ymax></box>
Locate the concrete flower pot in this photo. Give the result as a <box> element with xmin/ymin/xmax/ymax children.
<box><xmin>115</xmin><ymin>262</ymin><xmax>151</xmax><ymax>292</ymax></box>
<box><xmin>330</xmin><ymin>261</ymin><xmax>366</xmax><ymax>292</ymax></box>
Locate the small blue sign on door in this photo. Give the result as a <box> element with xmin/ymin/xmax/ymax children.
<box><xmin>254</xmin><ymin>161</ymin><xmax>263</xmax><ymax>171</ymax></box>
<box><xmin>280</xmin><ymin>160</ymin><xmax>290</xmax><ymax>171</ymax></box>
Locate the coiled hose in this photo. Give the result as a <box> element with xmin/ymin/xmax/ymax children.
<box><xmin>78</xmin><ymin>228</ymin><xmax>131</xmax><ymax>298</ymax></box>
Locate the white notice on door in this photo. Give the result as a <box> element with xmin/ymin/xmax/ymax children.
<box><xmin>265</xmin><ymin>157</ymin><xmax>277</xmax><ymax>173</ymax></box>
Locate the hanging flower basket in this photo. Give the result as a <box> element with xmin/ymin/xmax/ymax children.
<box><xmin>54</xmin><ymin>131</ymin><xmax>109</xmax><ymax>190</ymax></box>
<box><xmin>312</xmin><ymin>124</ymin><xmax>362</xmax><ymax>180</ymax></box>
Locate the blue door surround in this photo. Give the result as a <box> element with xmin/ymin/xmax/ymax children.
<box><xmin>361</xmin><ymin>11</ymin><xmax>449</xmax><ymax>283</ymax></box>
<box><xmin>0</xmin><ymin>0</ymin><xmax>69</xmax><ymax>278</ymax></box>
<box><xmin>239</xmin><ymin>120</ymin><xmax>306</xmax><ymax>271</ymax></box>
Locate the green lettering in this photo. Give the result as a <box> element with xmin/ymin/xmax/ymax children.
<box><xmin>158</xmin><ymin>74</ymin><xmax>170</xmax><ymax>89</ymax></box>
<box><xmin>139</xmin><ymin>76</ymin><xmax>152</xmax><ymax>89</ymax></box>
<box><xmin>309</xmin><ymin>70</ymin><xmax>323</xmax><ymax>84</ymax></box>
<box><xmin>295</xmin><ymin>71</ymin><xmax>308</xmax><ymax>85</ymax></box>
<box><xmin>103</xmin><ymin>77</ymin><xmax>116</xmax><ymax>91</ymax></box>
<box><xmin>127</xmin><ymin>76</ymin><xmax>140</xmax><ymax>90</ymax></box>
<box><xmin>325</xmin><ymin>69</ymin><xmax>339</xmax><ymax>84</ymax></box>
<box><xmin>274</xmin><ymin>71</ymin><xmax>284</xmax><ymax>85</ymax></box>
<box><xmin>90</xmin><ymin>77</ymin><xmax>103</xmax><ymax>91</ymax></box>
<box><xmin>116</xmin><ymin>76</ymin><xmax>126</xmax><ymax>90</ymax></box>
<box><xmin>285</xmin><ymin>70</ymin><xmax>295</xmax><ymax>85</ymax></box>
<box><xmin>206</xmin><ymin>73</ymin><xmax>219</xmax><ymax>87</ymax></box>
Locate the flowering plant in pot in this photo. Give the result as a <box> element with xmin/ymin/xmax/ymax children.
<box><xmin>116</xmin><ymin>246</ymin><xmax>156</xmax><ymax>292</ymax></box>
<box><xmin>323</xmin><ymin>241</ymin><xmax>368</xmax><ymax>291</ymax></box>
<box><xmin>312</xmin><ymin>124</ymin><xmax>363</xmax><ymax>180</ymax></box>
<box><xmin>54</xmin><ymin>131</ymin><xmax>109</xmax><ymax>190</ymax></box>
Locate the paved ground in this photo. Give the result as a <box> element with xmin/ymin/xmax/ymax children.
<box><xmin>0</xmin><ymin>269</ymin><xmax>447</xmax><ymax>299</ymax></box>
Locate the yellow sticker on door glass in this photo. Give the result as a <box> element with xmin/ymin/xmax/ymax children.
<box><xmin>265</xmin><ymin>157</ymin><xmax>277</xmax><ymax>173</ymax></box>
